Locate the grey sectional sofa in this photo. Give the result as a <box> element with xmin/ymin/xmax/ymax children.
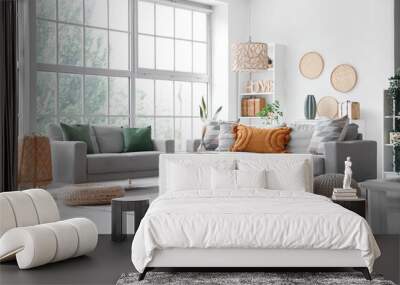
<box><xmin>48</xmin><ymin>124</ymin><xmax>174</xmax><ymax>184</ymax></box>
<box><xmin>187</xmin><ymin>123</ymin><xmax>377</xmax><ymax>182</ymax></box>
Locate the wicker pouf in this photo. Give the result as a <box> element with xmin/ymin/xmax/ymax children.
<box><xmin>63</xmin><ymin>184</ymin><xmax>125</xmax><ymax>206</ymax></box>
<box><xmin>313</xmin><ymin>174</ymin><xmax>360</xmax><ymax>198</ymax></box>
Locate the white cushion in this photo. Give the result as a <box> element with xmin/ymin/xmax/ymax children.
<box><xmin>238</xmin><ymin>158</ymin><xmax>311</xmax><ymax>192</ymax></box>
<box><xmin>211</xmin><ymin>169</ymin><xmax>267</xmax><ymax>191</ymax></box>
<box><xmin>167</xmin><ymin>159</ymin><xmax>235</xmax><ymax>192</ymax></box>
<box><xmin>236</xmin><ymin>170</ymin><xmax>266</xmax><ymax>189</ymax></box>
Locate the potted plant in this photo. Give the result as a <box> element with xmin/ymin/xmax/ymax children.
<box><xmin>256</xmin><ymin>100</ymin><xmax>283</xmax><ymax>127</ymax></box>
<box><xmin>198</xmin><ymin>97</ymin><xmax>222</xmax><ymax>152</ymax></box>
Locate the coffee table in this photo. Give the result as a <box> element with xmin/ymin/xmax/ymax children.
<box><xmin>111</xmin><ymin>186</ymin><xmax>158</xmax><ymax>242</ymax></box>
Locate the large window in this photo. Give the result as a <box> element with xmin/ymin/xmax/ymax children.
<box><xmin>34</xmin><ymin>0</ymin><xmax>211</xmax><ymax>152</ymax></box>
<box><xmin>135</xmin><ymin>1</ymin><xmax>210</xmax><ymax>151</ymax></box>
<box><xmin>35</xmin><ymin>0</ymin><xmax>131</xmax><ymax>133</ymax></box>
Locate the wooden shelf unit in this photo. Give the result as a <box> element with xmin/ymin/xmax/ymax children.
<box><xmin>382</xmin><ymin>90</ymin><xmax>400</xmax><ymax>178</ymax></box>
<box><xmin>237</xmin><ymin>43</ymin><xmax>285</xmax><ymax>127</ymax></box>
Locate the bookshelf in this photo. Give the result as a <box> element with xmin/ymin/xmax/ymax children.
<box><xmin>237</xmin><ymin>43</ymin><xmax>285</xmax><ymax>127</ymax></box>
<box><xmin>383</xmin><ymin>90</ymin><xmax>400</xmax><ymax>178</ymax></box>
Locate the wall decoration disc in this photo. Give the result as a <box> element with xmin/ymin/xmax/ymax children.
<box><xmin>299</xmin><ymin>52</ymin><xmax>324</xmax><ymax>79</ymax></box>
<box><xmin>330</xmin><ymin>64</ymin><xmax>357</xmax><ymax>93</ymax></box>
<box><xmin>317</xmin><ymin>96</ymin><xmax>339</xmax><ymax>119</ymax></box>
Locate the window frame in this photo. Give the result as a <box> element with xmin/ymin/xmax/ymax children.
<box><xmin>28</xmin><ymin>0</ymin><xmax>213</xmax><ymax>142</ymax></box>
<box><xmin>32</xmin><ymin>0</ymin><xmax>133</xmax><ymax>130</ymax></box>
<box><xmin>133</xmin><ymin>0</ymin><xmax>213</xmax><ymax>148</ymax></box>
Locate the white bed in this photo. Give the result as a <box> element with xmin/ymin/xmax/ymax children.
<box><xmin>131</xmin><ymin>153</ymin><xmax>380</xmax><ymax>280</ymax></box>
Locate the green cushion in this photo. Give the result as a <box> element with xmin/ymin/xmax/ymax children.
<box><xmin>60</xmin><ymin>123</ymin><xmax>94</xmax><ymax>154</ymax></box>
<box><xmin>123</xmin><ymin>126</ymin><xmax>153</xmax><ymax>152</ymax></box>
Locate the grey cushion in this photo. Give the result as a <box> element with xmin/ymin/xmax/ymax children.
<box><xmin>48</xmin><ymin>124</ymin><xmax>100</xmax><ymax>153</ymax></box>
<box><xmin>87</xmin><ymin>151</ymin><xmax>162</xmax><ymax>175</ymax></box>
<box><xmin>344</xmin><ymin>123</ymin><xmax>359</xmax><ymax>141</ymax></box>
<box><xmin>312</xmin><ymin>155</ymin><xmax>325</xmax><ymax>176</ymax></box>
<box><xmin>216</xmin><ymin>122</ymin><xmax>237</xmax><ymax>151</ymax></box>
<box><xmin>92</xmin><ymin>126</ymin><xmax>124</xmax><ymax>153</ymax></box>
<box><xmin>307</xmin><ymin>116</ymin><xmax>349</xmax><ymax>154</ymax></box>
<box><xmin>287</xmin><ymin>123</ymin><xmax>315</xmax><ymax>153</ymax></box>
<box><xmin>203</xmin><ymin>121</ymin><xmax>220</xmax><ymax>150</ymax></box>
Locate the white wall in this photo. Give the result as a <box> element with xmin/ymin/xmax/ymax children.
<box><xmin>250</xmin><ymin>0</ymin><xmax>394</xmax><ymax>176</ymax></box>
<box><xmin>208</xmin><ymin>0</ymin><xmax>249</xmax><ymax>120</ymax></box>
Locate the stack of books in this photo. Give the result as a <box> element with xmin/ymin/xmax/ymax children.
<box><xmin>332</xmin><ymin>188</ymin><xmax>358</xmax><ymax>200</ymax></box>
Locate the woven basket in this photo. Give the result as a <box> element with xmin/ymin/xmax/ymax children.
<box><xmin>63</xmin><ymin>185</ymin><xmax>125</xmax><ymax>206</ymax></box>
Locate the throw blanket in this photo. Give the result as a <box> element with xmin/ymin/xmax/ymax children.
<box><xmin>131</xmin><ymin>190</ymin><xmax>380</xmax><ymax>272</ymax></box>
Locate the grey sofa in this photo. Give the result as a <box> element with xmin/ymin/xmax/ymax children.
<box><xmin>187</xmin><ymin>123</ymin><xmax>377</xmax><ymax>182</ymax></box>
<box><xmin>48</xmin><ymin>124</ymin><xmax>174</xmax><ymax>184</ymax></box>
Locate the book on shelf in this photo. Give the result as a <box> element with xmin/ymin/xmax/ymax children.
<box><xmin>241</xmin><ymin>99</ymin><xmax>248</xmax><ymax>116</ymax></box>
<box><xmin>247</xmin><ymin>98</ymin><xmax>255</xmax><ymax>116</ymax></box>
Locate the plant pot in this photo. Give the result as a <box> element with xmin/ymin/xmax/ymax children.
<box><xmin>304</xmin><ymin>95</ymin><xmax>317</xmax><ymax>120</ymax></box>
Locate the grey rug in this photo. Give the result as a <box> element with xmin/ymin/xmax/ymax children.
<box><xmin>116</xmin><ymin>272</ymin><xmax>396</xmax><ymax>285</ymax></box>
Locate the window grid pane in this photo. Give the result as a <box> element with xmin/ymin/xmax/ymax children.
<box><xmin>35</xmin><ymin>0</ymin><xmax>132</xmax><ymax>133</ymax></box>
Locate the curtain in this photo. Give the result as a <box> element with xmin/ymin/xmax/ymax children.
<box><xmin>0</xmin><ymin>0</ymin><xmax>18</xmax><ymax>192</ymax></box>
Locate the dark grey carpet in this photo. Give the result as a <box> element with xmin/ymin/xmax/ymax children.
<box><xmin>117</xmin><ymin>272</ymin><xmax>396</xmax><ymax>285</ymax></box>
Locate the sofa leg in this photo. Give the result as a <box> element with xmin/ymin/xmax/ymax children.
<box><xmin>354</xmin><ymin>267</ymin><xmax>371</xmax><ymax>280</ymax></box>
<box><xmin>138</xmin><ymin>268</ymin><xmax>148</xmax><ymax>281</ymax></box>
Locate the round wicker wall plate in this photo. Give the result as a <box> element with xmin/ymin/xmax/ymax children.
<box><xmin>299</xmin><ymin>52</ymin><xmax>324</xmax><ymax>79</ymax></box>
<box><xmin>330</xmin><ymin>64</ymin><xmax>357</xmax><ymax>93</ymax></box>
<box><xmin>317</xmin><ymin>96</ymin><xmax>339</xmax><ymax>119</ymax></box>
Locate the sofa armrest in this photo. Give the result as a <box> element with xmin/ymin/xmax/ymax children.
<box><xmin>50</xmin><ymin>141</ymin><xmax>87</xmax><ymax>184</ymax></box>
<box><xmin>152</xmin><ymin>140</ymin><xmax>174</xmax><ymax>153</ymax></box>
<box><xmin>186</xmin><ymin>139</ymin><xmax>201</xmax><ymax>152</ymax></box>
<box><xmin>324</xmin><ymin>140</ymin><xmax>377</xmax><ymax>182</ymax></box>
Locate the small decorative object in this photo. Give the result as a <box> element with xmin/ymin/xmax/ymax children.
<box><xmin>299</xmin><ymin>51</ymin><xmax>324</xmax><ymax>79</ymax></box>
<box><xmin>128</xmin><ymin>178</ymin><xmax>132</xmax><ymax>185</ymax></box>
<box><xmin>330</xmin><ymin>64</ymin><xmax>358</xmax><ymax>93</ymax></box>
<box><xmin>232</xmin><ymin>41</ymin><xmax>268</xmax><ymax>72</ymax></box>
<box><xmin>388</xmin><ymin>68</ymin><xmax>400</xmax><ymax>115</ymax></box>
<box><xmin>256</xmin><ymin>100</ymin><xmax>283</xmax><ymax>127</ymax></box>
<box><xmin>18</xmin><ymin>135</ymin><xmax>53</xmax><ymax>189</ymax></box>
<box><xmin>343</xmin><ymin>157</ymin><xmax>353</xmax><ymax>189</ymax></box>
<box><xmin>304</xmin><ymin>94</ymin><xmax>317</xmax><ymax>119</ymax></box>
<box><xmin>390</xmin><ymin>132</ymin><xmax>400</xmax><ymax>144</ymax></box>
<box><xmin>198</xmin><ymin>96</ymin><xmax>222</xmax><ymax>152</ymax></box>
<box><xmin>340</xmin><ymin>100</ymin><xmax>360</xmax><ymax>120</ymax></box>
<box><xmin>317</xmin><ymin>96</ymin><xmax>339</xmax><ymax>119</ymax></box>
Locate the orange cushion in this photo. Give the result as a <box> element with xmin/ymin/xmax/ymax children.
<box><xmin>231</xmin><ymin>125</ymin><xmax>291</xmax><ymax>153</ymax></box>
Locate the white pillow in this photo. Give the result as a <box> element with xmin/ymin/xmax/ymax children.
<box><xmin>237</xmin><ymin>159</ymin><xmax>311</xmax><ymax>192</ymax></box>
<box><xmin>237</xmin><ymin>169</ymin><xmax>266</xmax><ymax>189</ymax></box>
<box><xmin>210</xmin><ymin>168</ymin><xmax>236</xmax><ymax>190</ymax></box>
<box><xmin>211</xmin><ymin>168</ymin><xmax>267</xmax><ymax>191</ymax></box>
<box><xmin>167</xmin><ymin>160</ymin><xmax>235</xmax><ymax>192</ymax></box>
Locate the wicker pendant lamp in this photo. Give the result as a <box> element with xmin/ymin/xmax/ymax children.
<box><xmin>231</xmin><ymin>5</ymin><xmax>268</xmax><ymax>72</ymax></box>
<box><xmin>18</xmin><ymin>135</ymin><xmax>53</xmax><ymax>189</ymax></box>
<box><xmin>232</xmin><ymin>40</ymin><xmax>268</xmax><ymax>72</ymax></box>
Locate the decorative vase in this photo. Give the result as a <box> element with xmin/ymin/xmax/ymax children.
<box><xmin>304</xmin><ymin>95</ymin><xmax>317</xmax><ymax>120</ymax></box>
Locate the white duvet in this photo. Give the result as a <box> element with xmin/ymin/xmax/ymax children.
<box><xmin>131</xmin><ymin>190</ymin><xmax>380</xmax><ymax>273</ymax></box>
